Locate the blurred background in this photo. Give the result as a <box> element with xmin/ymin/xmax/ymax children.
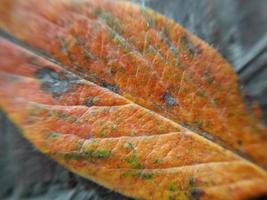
<box><xmin>0</xmin><ymin>0</ymin><xmax>267</xmax><ymax>199</ymax></box>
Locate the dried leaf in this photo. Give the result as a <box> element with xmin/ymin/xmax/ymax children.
<box><xmin>0</xmin><ymin>0</ymin><xmax>267</xmax><ymax>199</ymax></box>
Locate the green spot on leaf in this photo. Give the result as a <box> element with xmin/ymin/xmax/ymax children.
<box><xmin>154</xmin><ymin>159</ymin><xmax>161</xmax><ymax>164</ymax></box>
<box><xmin>87</xmin><ymin>149</ymin><xmax>111</xmax><ymax>159</ymax></box>
<box><xmin>125</xmin><ymin>154</ymin><xmax>143</xmax><ymax>169</ymax></box>
<box><xmin>64</xmin><ymin>149</ymin><xmax>111</xmax><ymax>160</ymax></box>
<box><xmin>125</xmin><ymin>142</ymin><xmax>135</xmax><ymax>151</ymax></box>
<box><xmin>47</xmin><ymin>132</ymin><xmax>60</xmax><ymax>140</ymax></box>
<box><xmin>189</xmin><ymin>176</ymin><xmax>195</xmax><ymax>188</ymax></box>
<box><xmin>197</xmin><ymin>90</ymin><xmax>205</xmax><ymax>98</ymax></box>
<box><xmin>122</xmin><ymin>170</ymin><xmax>131</xmax><ymax>177</ymax></box>
<box><xmin>136</xmin><ymin>171</ymin><xmax>154</xmax><ymax>180</ymax></box>
<box><xmin>168</xmin><ymin>182</ymin><xmax>176</xmax><ymax>192</ymax></box>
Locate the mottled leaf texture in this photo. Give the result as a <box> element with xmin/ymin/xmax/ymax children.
<box><xmin>0</xmin><ymin>0</ymin><xmax>267</xmax><ymax>200</ymax></box>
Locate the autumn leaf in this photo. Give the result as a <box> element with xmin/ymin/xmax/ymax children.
<box><xmin>0</xmin><ymin>0</ymin><xmax>267</xmax><ymax>199</ymax></box>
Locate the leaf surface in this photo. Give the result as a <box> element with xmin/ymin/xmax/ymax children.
<box><xmin>0</xmin><ymin>0</ymin><xmax>267</xmax><ymax>199</ymax></box>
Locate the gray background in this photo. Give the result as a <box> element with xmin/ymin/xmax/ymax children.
<box><xmin>1</xmin><ymin>0</ymin><xmax>267</xmax><ymax>199</ymax></box>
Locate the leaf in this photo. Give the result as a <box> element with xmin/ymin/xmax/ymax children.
<box><xmin>0</xmin><ymin>0</ymin><xmax>267</xmax><ymax>199</ymax></box>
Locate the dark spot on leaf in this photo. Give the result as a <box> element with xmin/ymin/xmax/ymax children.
<box><xmin>35</xmin><ymin>67</ymin><xmax>70</xmax><ymax>97</ymax></box>
<box><xmin>189</xmin><ymin>188</ymin><xmax>205</xmax><ymax>200</ymax></box>
<box><xmin>188</xmin><ymin>176</ymin><xmax>204</xmax><ymax>200</ymax></box>
<box><xmin>85</xmin><ymin>97</ymin><xmax>99</xmax><ymax>107</ymax></box>
<box><xmin>110</xmin><ymin>65</ymin><xmax>117</xmax><ymax>75</ymax></box>
<box><xmin>180</xmin><ymin>34</ymin><xmax>201</xmax><ymax>57</ymax></box>
<box><xmin>204</xmin><ymin>68</ymin><xmax>214</xmax><ymax>84</ymax></box>
<box><xmin>85</xmin><ymin>98</ymin><xmax>94</xmax><ymax>107</ymax></box>
<box><xmin>162</xmin><ymin>91</ymin><xmax>177</xmax><ymax>107</ymax></box>
<box><xmin>101</xmin><ymin>82</ymin><xmax>120</xmax><ymax>93</ymax></box>
<box><xmin>237</xmin><ymin>140</ymin><xmax>243</xmax><ymax>146</ymax></box>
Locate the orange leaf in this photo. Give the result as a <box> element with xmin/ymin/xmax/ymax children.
<box><xmin>0</xmin><ymin>0</ymin><xmax>267</xmax><ymax>199</ymax></box>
